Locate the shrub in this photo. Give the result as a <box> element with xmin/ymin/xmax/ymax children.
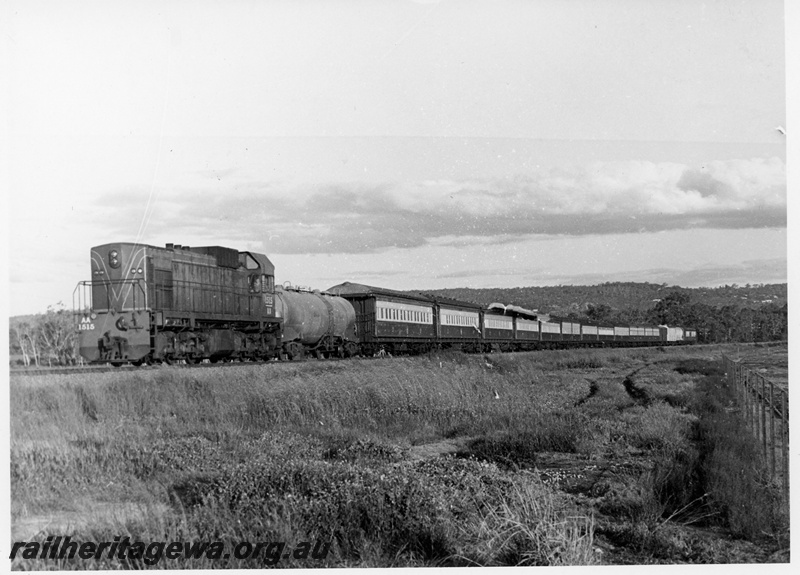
<box><xmin>455</xmin><ymin>478</ymin><xmax>596</xmax><ymax>566</ymax></box>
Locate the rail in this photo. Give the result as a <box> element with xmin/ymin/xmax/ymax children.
<box><xmin>722</xmin><ymin>355</ymin><xmax>789</xmax><ymax>501</ymax></box>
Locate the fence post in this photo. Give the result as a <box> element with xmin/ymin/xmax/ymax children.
<box><xmin>755</xmin><ymin>372</ymin><xmax>761</xmax><ymax>444</ymax></box>
<box><xmin>746</xmin><ymin>369</ymin><xmax>752</xmax><ymax>430</ymax></box>
<box><xmin>737</xmin><ymin>366</ymin><xmax>752</xmax><ymax>427</ymax></box>
<box><xmin>781</xmin><ymin>388</ymin><xmax>789</xmax><ymax>500</ymax></box>
<box><xmin>760</xmin><ymin>375</ymin><xmax>767</xmax><ymax>463</ymax></box>
<box><xmin>770</xmin><ymin>380</ymin><xmax>776</xmax><ymax>478</ymax></box>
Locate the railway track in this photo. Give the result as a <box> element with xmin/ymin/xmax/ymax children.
<box><xmin>10</xmin><ymin>340</ymin><xmax>700</xmax><ymax>377</ymax></box>
<box><xmin>8</xmin><ymin>359</ymin><xmax>294</xmax><ymax>377</ymax></box>
<box><xmin>8</xmin><ymin>354</ymin><xmax>379</xmax><ymax>377</ymax></box>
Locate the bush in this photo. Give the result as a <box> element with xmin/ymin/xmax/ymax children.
<box><xmin>456</xmin><ymin>478</ymin><xmax>596</xmax><ymax>566</ymax></box>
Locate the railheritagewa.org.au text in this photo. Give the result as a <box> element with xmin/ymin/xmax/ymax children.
<box><xmin>10</xmin><ymin>536</ymin><xmax>330</xmax><ymax>566</ymax></box>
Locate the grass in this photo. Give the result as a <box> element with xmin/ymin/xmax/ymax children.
<box><xmin>10</xmin><ymin>344</ymin><xmax>788</xmax><ymax>567</ymax></box>
<box><xmin>688</xmin><ymin>362</ymin><xmax>789</xmax><ymax>543</ymax></box>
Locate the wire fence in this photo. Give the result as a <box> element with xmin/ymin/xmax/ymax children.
<box><xmin>722</xmin><ymin>355</ymin><xmax>789</xmax><ymax>501</ymax></box>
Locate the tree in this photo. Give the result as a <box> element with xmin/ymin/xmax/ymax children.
<box><xmin>36</xmin><ymin>304</ymin><xmax>78</xmax><ymax>366</ymax></box>
<box><xmin>650</xmin><ymin>291</ymin><xmax>691</xmax><ymax>325</ymax></box>
<box><xmin>11</xmin><ymin>321</ymin><xmax>39</xmax><ymax>367</ymax></box>
<box><xmin>586</xmin><ymin>303</ymin><xmax>613</xmax><ymax>322</ymax></box>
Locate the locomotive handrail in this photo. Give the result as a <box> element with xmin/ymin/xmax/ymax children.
<box><xmin>73</xmin><ymin>279</ymin><xmax>148</xmax><ymax>312</ymax></box>
<box><xmin>169</xmin><ymin>279</ymin><xmax>260</xmax><ymax>295</ymax></box>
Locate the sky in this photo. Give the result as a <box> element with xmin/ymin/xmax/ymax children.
<box><xmin>3</xmin><ymin>0</ymin><xmax>792</xmax><ymax>316</ymax></box>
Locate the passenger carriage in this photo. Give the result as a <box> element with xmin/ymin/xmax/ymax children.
<box><xmin>327</xmin><ymin>282</ymin><xmax>437</xmax><ymax>355</ymax></box>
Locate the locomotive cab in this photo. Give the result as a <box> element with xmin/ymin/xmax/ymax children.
<box><xmin>241</xmin><ymin>251</ymin><xmax>276</xmax><ymax>316</ymax></box>
<box><xmin>74</xmin><ymin>243</ymin><xmax>152</xmax><ymax>363</ymax></box>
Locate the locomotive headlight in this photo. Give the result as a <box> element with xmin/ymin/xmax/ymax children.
<box><xmin>130</xmin><ymin>268</ymin><xmax>136</xmax><ymax>275</ymax></box>
<box><xmin>109</xmin><ymin>250</ymin><xmax>120</xmax><ymax>268</ymax></box>
<box><xmin>137</xmin><ymin>267</ymin><xmax>143</xmax><ymax>274</ymax></box>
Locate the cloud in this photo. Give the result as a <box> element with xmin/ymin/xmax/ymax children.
<box><xmin>95</xmin><ymin>157</ymin><xmax>785</xmax><ymax>254</ymax></box>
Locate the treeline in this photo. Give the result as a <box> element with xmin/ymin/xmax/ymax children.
<box><xmin>9</xmin><ymin>304</ymin><xmax>79</xmax><ymax>367</ymax></box>
<box><xmin>584</xmin><ymin>292</ymin><xmax>788</xmax><ymax>343</ymax></box>
<box><xmin>422</xmin><ymin>283</ymin><xmax>788</xmax><ymax>344</ymax></box>
<box><xmin>423</xmin><ymin>282</ymin><xmax>787</xmax><ymax>314</ymax></box>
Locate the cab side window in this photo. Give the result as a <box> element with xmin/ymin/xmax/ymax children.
<box><xmin>249</xmin><ymin>274</ymin><xmax>262</xmax><ymax>293</ymax></box>
<box><xmin>261</xmin><ymin>274</ymin><xmax>274</xmax><ymax>292</ymax></box>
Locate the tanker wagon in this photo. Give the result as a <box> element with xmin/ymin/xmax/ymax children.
<box><xmin>273</xmin><ymin>285</ymin><xmax>359</xmax><ymax>360</ymax></box>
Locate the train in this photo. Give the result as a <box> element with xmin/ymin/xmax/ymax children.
<box><xmin>74</xmin><ymin>242</ymin><xmax>697</xmax><ymax>365</ymax></box>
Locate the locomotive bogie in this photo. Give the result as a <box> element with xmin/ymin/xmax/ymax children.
<box><xmin>152</xmin><ymin>328</ymin><xmax>280</xmax><ymax>363</ymax></box>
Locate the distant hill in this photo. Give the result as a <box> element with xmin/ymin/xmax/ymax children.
<box><xmin>410</xmin><ymin>282</ymin><xmax>788</xmax><ymax>316</ymax></box>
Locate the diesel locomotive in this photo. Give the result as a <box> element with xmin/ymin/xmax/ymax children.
<box><xmin>74</xmin><ymin>242</ymin><xmax>356</xmax><ymax>364</ymax></box>
<box><xmin>74</xmin><ymin>242</ymin><xmax>696</xmax><ymax>365</ymax></box>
